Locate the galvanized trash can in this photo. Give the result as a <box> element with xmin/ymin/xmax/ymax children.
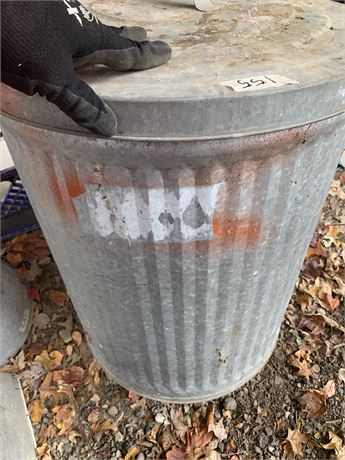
<box><xmin>0</xmin><ymin>263</ymin><xmax>33</xmax><ymax>366</ymax></box>
<box><xmin>1</xmin><ymin>0</ymin><xmax>344</xmax><ymax>402</ymax></box>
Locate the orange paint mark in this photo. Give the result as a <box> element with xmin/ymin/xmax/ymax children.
<box><xmin>48</xmin><ymin>166</ymin><xmax>85</xmax><ymax>222</ymax></box>
<box><xmin>212</xmin><ymin>214</ymin><xmax>261</xmax><ymax>245</ymax></box>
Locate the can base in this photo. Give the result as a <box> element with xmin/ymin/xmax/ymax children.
<box><xmin>88</xmin><ymin>335</ymin><xmax>278</xmax><ymax>403</ymax></box>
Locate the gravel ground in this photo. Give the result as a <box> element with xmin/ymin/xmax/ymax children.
<box><xmin>1</xmin><ymin>168</ymin><xmax>344</xmax><ymax>460</ymax></box>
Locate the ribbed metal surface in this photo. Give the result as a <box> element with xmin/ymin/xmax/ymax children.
<box><xmin>0</xmin><ymin>262</ymin><xmax>33</xmax><ymax>366</ymax></box>
<box><xmin>2</xmin><ymin>113</ymin><xmax>345</xmax><ymax>401</ymax></box>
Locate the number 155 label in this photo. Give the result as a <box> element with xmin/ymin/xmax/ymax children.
<box><xmin>220</xmin><ymin>75</ymin><xmax>299</xmax><ymax>92</ymax></box>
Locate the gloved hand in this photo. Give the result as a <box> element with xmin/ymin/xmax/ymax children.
<box><xmin>0</xmin><ymin>0</ymin><xmax>172</xmax><ymax>137</ymax></box>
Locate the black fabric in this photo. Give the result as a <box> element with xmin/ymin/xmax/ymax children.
<box><xmin>1</xmin><ymin>0</ymin><xmax>172</xmax><ymax>136</ymax></box>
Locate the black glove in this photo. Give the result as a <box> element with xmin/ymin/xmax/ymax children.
<box><xmin>0</xmin><ymin>0</ymin><xmax>172</xmax><ymax>137</ymax></box>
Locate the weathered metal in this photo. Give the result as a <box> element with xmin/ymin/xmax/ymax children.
<box><xmin>0</xmin><ymin>262</ymin><xmax>33</xmax><ymax>367</ymax></box>
<box><xmin>1</xmin><ymin>0</ymin><xmax>344</xmax><ymax>401</ymax></box>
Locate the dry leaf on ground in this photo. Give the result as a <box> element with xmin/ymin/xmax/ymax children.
<box><xmin>322</xmin><ymin>432</ymin><xmax>345</xmax><ymax>460</ymax></box>
<box><xmin>298</xmin><ymin>379</ymin><xmax>336</xmax><ymax>419</ymax></box>
<box><xmin>35</xmin><ymin>350</ymin><xmax>63</xmax><ymax>370</ymax></box>
<box><xmin>283</xmin><ymin>420</ymin><xmax>312</xmax><ymax>457</ymax></box>
<box><xmin>338</xmin><ymin>368</ymin><xmax>345</xmax><ymax>383</ymax></box>
<box><xmin>166</xmin><ymin>446</ymin><xmax>186</xmax><ymax>460</ymax></box>
<box><xmin>0</xmin><ymin>349</ymin><xmax>26</xmax><ymax>373</ymax></box>
<box><xmin>297</xmin><ymin>315</ymin><xmax>326</xmax><ymax>335</ymax></box>
<box><xmin>170</xmin><ymin>406</ymin><xmax>189</xmax><ymax>442</ymax></box>
<box><xmin>124</xmin><ymin>446</ymin><xmax>139</xmax><ymax>460</ymax></box>
<box><xmin>323</xmin><ymin>379</ymin><xmax>336</xmax><ymax>398</ymax></box>
<box><xmin>28</xmin><ymin>287</ymin><xmax>40</xmax><ymax>302</ymax></box>
<box><xmin>30</xmin><ymin>399</ymin><xmax>43</xmax><ymax>423</ymax></box>
<box><xmin>52</xmin><ymin>404</ymin><xmax>76</xmax><ymax>435</ymax></box>
<box><xmin>290</xmin><ymin>349</ymin><xmax>318</xmax><ymax>380</ymax></box>
<box><xmin>94</xmin><ymin>419</ymin><xmax>118</xmax><ymax>434</ymax></box>
<box><xmin>71</xmin><ymin>331</ymin><xmax>83</xmax><ymax>346</ymax></box>
<box><xmin>49</xmin><ymin>290</ymin><xmax>68</xmax><ymax>307</ymax></box>
<box><xmin>87</xmin><ymin>359</ymin><xmax>101</xmax><ymax>385</ymax></box>
<box><xmin>298</xmin><ymin>389</ymin><xmax>327</xmax><ymax>419</ymax></box>
<box><xmin>208</xmin><ymin>418</ymin><xmax>227</xmax><ymax>442</ymax></box>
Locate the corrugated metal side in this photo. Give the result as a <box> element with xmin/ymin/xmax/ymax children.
<box><xmin>2</xmin><ymin>113</ymin><xmax>344</xmax><ymax>401</ymax></box>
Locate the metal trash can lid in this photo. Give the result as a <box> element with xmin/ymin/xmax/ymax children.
<box><xmin>1</xmin><ymin>0</ymin><xmax>344</xmax><ymax>139</ymax></box>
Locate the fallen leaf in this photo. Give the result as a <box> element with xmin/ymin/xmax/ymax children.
<box><xmin>322</xmin><ymin>431</ymin><xmax>345</xmax><ymax>460</ymax></box>
<box><xmin>30</xmin><ymin>399</ymin><xmax>43</xmax><ymax>423</ymax></box>
<box><xmin>307</xmin><ymin>240</ymin><xmax>325</xmax><ymax>257</ymax></box>
<box><xmin>35</xmin><ymin>350</ymin><xmax>63</xmax><ymax>370</ymax></box>
<box><xmin>338</xmin><ymin>368</ymin><xmax>345</xmax><ymax>383</ymax></box>
<box><xmin>298</xmin><ymin>390</ymin><xmax>326</xmax><ymax>419</ymax></box>
<box><xmin>88</xmin><ymin>408</ymin><xmax>100</xmax><ymax>424</ymax></box>
<box><xmin>71</xmin><ymin>331</ymin><xmax>82</xmax><ymax>346</ymax></box>
<box><xmin>297</xmin><ymin>315</ymin><xmax>326</xmax><ymax>335</ymax></box>
<box><xmin>324</xmin><ymin>294</ymin><xmax>341</xmax><ymax>311</ymax></box>
<box><xmin>94</xmin><ymin>419</ymin><xmax>118</xmax><ymax>434</ymax></box>
<box><xmin>290</xmin><ymin>350</ymin><xmax>318</xmax><ymax>380</ymax></box>
<box><xmin>283</xmin><ymin>420</ymin><xmax>312</xmax><ymax>457</ymax></box>
<box><xmin>323</xmin><ymin>379</ymin><xmax>336</xmax><ymax>398</ymax></box>
<box><xmin>68</xmin><ymin>431</ymin><xmax>82</xmax><ymax>444</ymax></box>
<box><xmin>257</xmin><ymin>406</ymin><xmax>268</xmax><ymax>416</ymax></box>
<box><xmin>320</xmin><ymin>314</ymin><xmax>345</xmax><ymax>334</ymax></box>
<box><xmin>128</xmin><ymin>391</ymin><xmax>138</xmax><ymax>402</ymax></box>
<box><xmin>57</xmin><ymin>315</ymin><xmax>73</xmax><ymax>343</ymax></box>
<box><xmin>87</xmin><ymin>359</ymin><xmax>101</xmax><ymax>385</ymax></box>
<box><xmin>0</xmin><ymin>349</ymin><xmax>26</xmax><ymax>373</ymax></box>
<box><xmin>36</xmin><ymin>443</ymin><xmax>50</xmax><ymax>459</ymax></box>
<box><xmin>28</xmin><ymin>287</ymin><xmax>40</xmax><ymax>302</ymax></box>
<box><xmin>6</xmin><ymin>252</ymin><xmax>23</xmax><ymax>266</ymax></box>
<box><xmin>52</xmin><ymin>366</ymin><xmax>85</xmax><ymax>387</ymax></box>
<box><xmin>40</xmin><ymin>384</ymin><xmax>75</xmax><ymax>407</ymax></box>
<box><xmin>52</xmin><ymin>404</ymin><xmax>75</xmax><ymax>435</ymax></box>
<box><xmin>194</xmin><ymin>428</ymin><xmax>213</xmax><ymax>449</ymax></box>
<box><xmin>124</xmin><ymin>446</ymin><xmax>139</xmax><ymax>460</ymax></box>
<box><xmin>170</xmin><ymin>406</ymin><xmax>188</xmax><ymax>442</ymax></box>
<box><xmin>204</xmin><ymin>449</ymin><xmax>221</xmax><ymax>460</ymax></box>
<box><xmin>11</xmin><ymin>241</ymin><xmax>24</xmax><ymax>252</ymax></box>
<box><xmin>34</xmin><ymin>313</ymin><xmax>50</xmax><ymax>330</ymax></box>
<box><xmin>26</xmin><ymin>260</ymin><xmax>42</xmax><ymax>282</ymax></box>
<box><xmin>19</xmin><ymin>362</ymin><xmax>46</xmax><ymax>386</ymax></box>
<box><xmin>49</xmin><ymin>290</ymin><xmax>68</xmax><ymax>307</ymax></box>
<box><xmin>66</xmin><ymin>345</ymin><xmax>73</xmax><ymax>357</ymax></box>
<box><xmin>275</xmin><ymin>418</ymin><xmax>285</xmax><ymax>431</ymax></box>
<box><xmin>166</xmin><ymin>447</ymin><xmax>186</xmax><ymax>460</ymax></box>
<box><xmin>208</xmin><ymin>418</ymin><xmax>227</xmax><ymax>441</ymax></box>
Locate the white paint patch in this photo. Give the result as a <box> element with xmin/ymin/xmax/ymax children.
<box><xmin>220</xmin><ymin>75</ymin><xmax>299</xmax><ymax>92</ymax></box>
<box><xmin>74</xmin><ymin>183</ymin><xmax>223</xmax><ymax>243</ymax></box>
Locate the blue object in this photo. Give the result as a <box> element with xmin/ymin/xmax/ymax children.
<box><xmin>1</xmin><ymin>167</ymin><xmax>39</xmax><ymax>241</ymax></box>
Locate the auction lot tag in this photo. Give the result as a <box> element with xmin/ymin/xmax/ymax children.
<box><xmin>220</xmin><ymin>75</ymin><xmax>299</xmax><ymax>92</ymax></box>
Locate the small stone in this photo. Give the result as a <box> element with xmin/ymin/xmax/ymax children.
<box><xmin>259</xmin><ymin>432</ymin><xmax>269</xmax><ymax>449</ymax></box>
<box><xmin>38</xmin><ymin>256</ymin><xmax>51</xmax><ymax>267</ymax></box>
<box><xmin>223</xmin><ymin>396</ymin><xmax>237</xmax><ymax>411</ymax></box>
<box><xmin>137</xmin><ymin>453</ymin><xmax>145</xmax><ymax>460</ymax></box>
<box><xmin>268</xmin><ymin>446</ymin><xmax>274</xmax><ymax>453</ymax></box>
<box><xmin>155</xmin><ymin>413</ymin><xmax>165</xmax><ymax>424</ymax></box>
<box><xmin>108</xmin><ymin>406</ymin><xmax>119</xmax><ymax>417</ymax></box>
<box><xmin>116</xmin><ymin>450</ymin><xmax>122</xmax><ymax>458</ymax></box>
<box><xmin>114</xmin><ymin>432</ymin><xmax>124</xmax><ymax>442</ymax></box>
<box><xmin>265</xmin><ymin>427</ymin><xmax>273</xmax><ymax>437</ymax></box>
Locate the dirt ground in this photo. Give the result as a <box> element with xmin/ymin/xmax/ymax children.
<box><xmin>1</xmin><ymin>168</ymin><xmax>344</xmax><ymax>460</ymax></box>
